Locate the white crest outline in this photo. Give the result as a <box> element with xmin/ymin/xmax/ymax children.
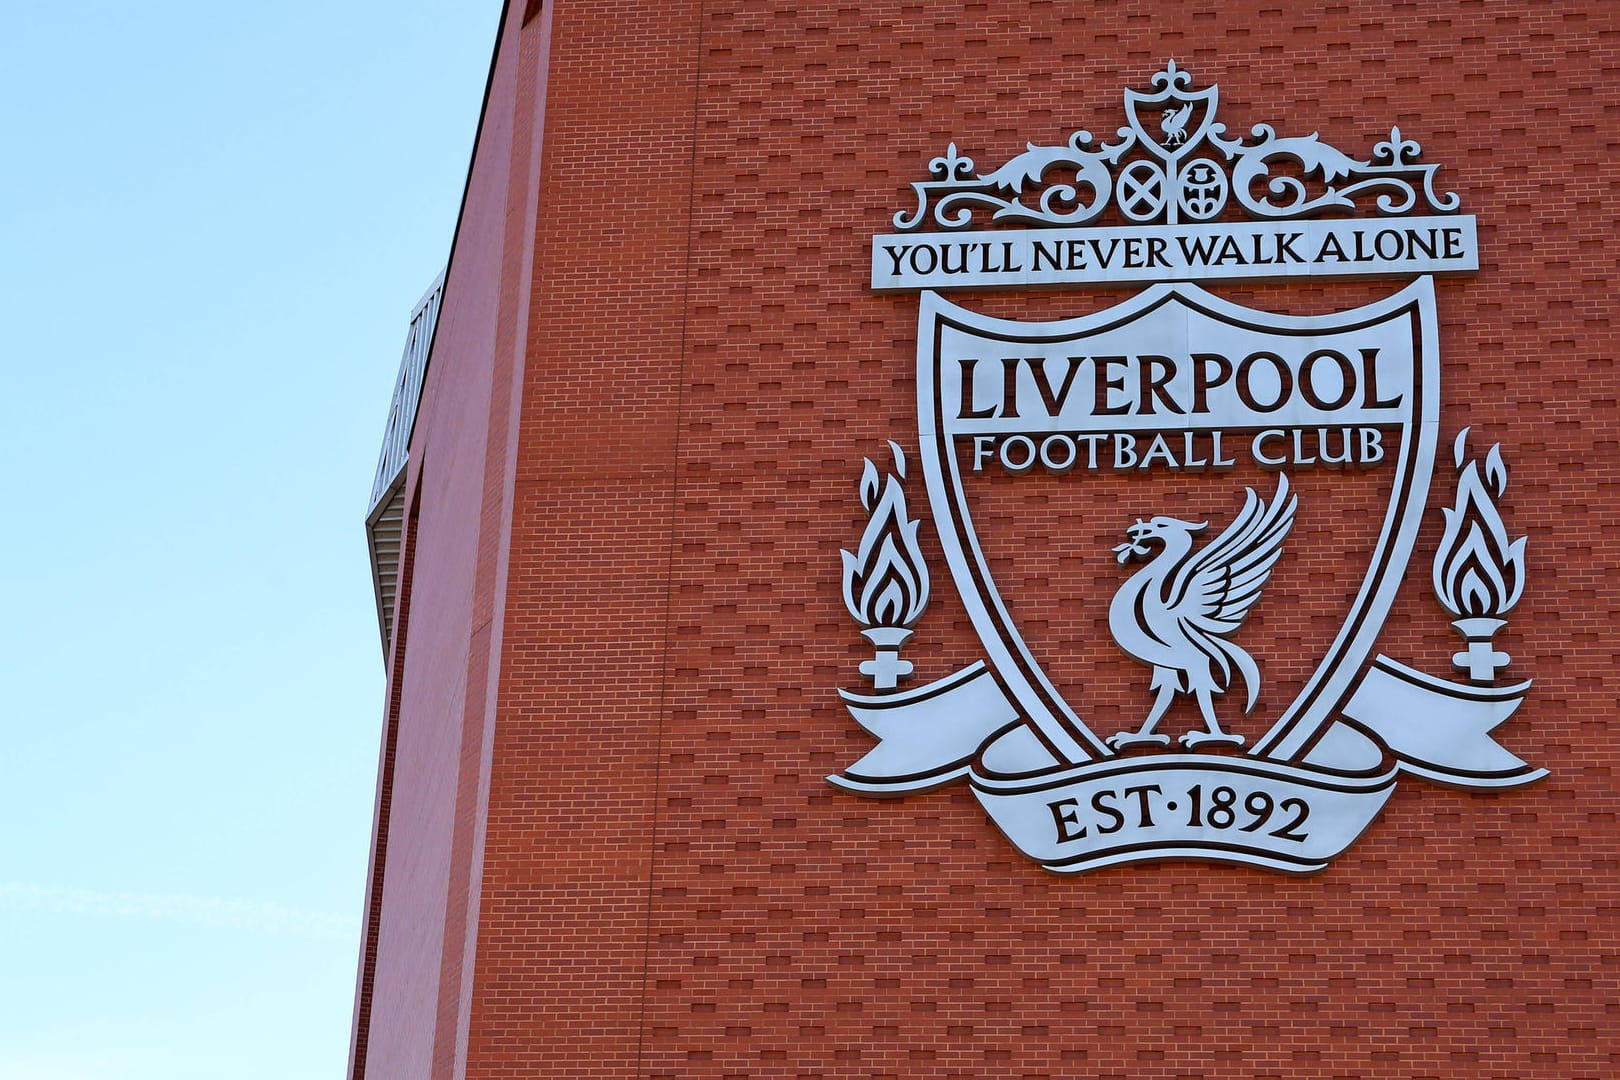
<box><xmin>913</xmin><ymin>279</ymin><xmax>1440</xmax><ymax>767</ymax></box>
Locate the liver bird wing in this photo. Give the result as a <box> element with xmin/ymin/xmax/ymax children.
<box><xmin>1162</xmin><ymin>102</ymin><xmax>1192</xmax><ymax>135</ymax></box>
<box><xmin>1167</xmin><ymin>474</ymin><xmax>1297</xmax><ymax>638</ymax></box>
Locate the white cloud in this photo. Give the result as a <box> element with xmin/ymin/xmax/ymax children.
<box><xmin>0</xmin><ymin>1048</ymin><xmax>117</xmax><ymax>1080</ymax></box>
<box><xmin>0</xmin><ymin>882</ymin><xmax>350</xmax><ymax>941</ymax></box>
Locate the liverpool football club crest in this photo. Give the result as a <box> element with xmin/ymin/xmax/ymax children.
<box><xmin>830</xmin><ymin>63</ymin><xmax>1542</xmax><ymax>876</ymax></box>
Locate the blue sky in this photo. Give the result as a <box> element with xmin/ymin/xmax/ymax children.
<box><xmin>0</xmin><ymin>4</ymin><xmax>497</xmax><ymax>1076</ymax></box>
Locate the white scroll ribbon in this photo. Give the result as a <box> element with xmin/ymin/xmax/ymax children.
<box><xmin>830</xmin><ymin>655</ymin><xmax>1541</xmax><ymax>873</ymax></box>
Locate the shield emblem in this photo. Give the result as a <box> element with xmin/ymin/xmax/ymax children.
<box><xmin>914</xmin><ymin>280</ymin><xmax>1440</xmax><ymax>773</ymax></box>
<box><xmin>839</xmin><ymin>62</ymin><xmax>1538</xmax><ymax>875</ymax></box>
<box><xmin>1122</xmin><ymin>72</ymin><xmax>1220</xmax><ymax>161</ymax></box>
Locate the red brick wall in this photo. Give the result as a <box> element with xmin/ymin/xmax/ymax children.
<box><xmin>351</xmin><ymin>3</ymin><xmax>550</xmax><ymax>1077</ymax></box>
<box><xmin>359</xmin><ymin>2</ymin><xmax>1620</xmax><ymax>1077</ymax></box>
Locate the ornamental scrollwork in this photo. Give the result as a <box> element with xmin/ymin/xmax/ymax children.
<box><xmin>894</xmin><ymin>60</ymin><xmax>1460</xmax><ymax>232</ymax></box>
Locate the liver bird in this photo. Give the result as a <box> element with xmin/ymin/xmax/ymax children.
<box><xmin>1160</xmin><ymin>102</ymin><xmax>1193</xmax><ymax>146</ymax></box>
<box><xmin>1106</xmin><ymin>476</ymin><xmax>1296</xmax><ymax>750</ymax></box>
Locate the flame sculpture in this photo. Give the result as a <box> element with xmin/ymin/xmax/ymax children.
<box><xmin>1432</xmin><ymin>428</ymin><xmax>1528</xmax><ymax>681</ymax></box>
<box><xmin>842</xmin><ymin>441</ymin><xmax>930</xmax><ymax>689</ymax></box>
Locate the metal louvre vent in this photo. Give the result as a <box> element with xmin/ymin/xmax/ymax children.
<box><xmin>368</xmin><ymin>274</ymin><xmax>442</xmax><ymax>515</ymax></box>
<box><xmin>366</xmin><ymin>273</ymin><xmax>443</xmax><ymax>652</ymax></box>
<box><xmin>367</xmin><ymin>482</ymin><xmax>408</xmax><ymax>651</ymax></box>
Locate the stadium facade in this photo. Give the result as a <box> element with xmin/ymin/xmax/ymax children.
<box><xmin>352</xmin><ymin>3</ymin><xmax>1618</xmax><ymax>1076</ymax></box>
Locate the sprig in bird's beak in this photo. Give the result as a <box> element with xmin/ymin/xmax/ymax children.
<box><xmin>1113</xmin><ymin>519</ymin><xmax>1153</xmax><ymax>563</ymax></box>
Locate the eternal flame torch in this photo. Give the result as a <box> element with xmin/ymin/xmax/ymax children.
<box><xmin>1432</xmin><ymin>429</ymin><xmax>1528</xmax><ymax>683</ymax></box>
<box><xmin>841</xmin><ymin>442</ymin><xmax>930</xmax><ymax>690</ymax></box>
